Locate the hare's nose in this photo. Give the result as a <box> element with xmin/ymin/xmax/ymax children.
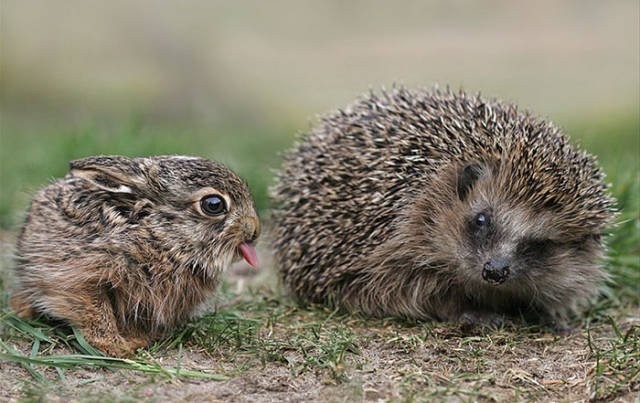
<box><xmin>243</xmin><ymin>216</ymin><xmax>260</xmax><ymax>242</ymax></box>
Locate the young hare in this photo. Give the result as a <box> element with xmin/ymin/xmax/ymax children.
<box><xmin>11</xmin><ymin>155</ymin><xmax>260</xmax><ymax>357</ymax></box>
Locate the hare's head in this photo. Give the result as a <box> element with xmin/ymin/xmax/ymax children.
<box><xmin>69</xmin><ymin>155</ymin><xmax>260</xmax><ymax>278</ymax></box>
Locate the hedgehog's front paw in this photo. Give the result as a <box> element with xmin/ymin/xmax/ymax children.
<box><xmin>459</xmin><ymin>311</ymin><xmax>505</xmax><ymax>333</ymax></box>
<box><xmin>548</xmin><ymin>320</ymin><xmax>575</xmax><ymax>336</ymax></box>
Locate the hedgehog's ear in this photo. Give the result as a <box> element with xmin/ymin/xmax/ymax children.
<box><xmin>69</xmin><ymin>156</ymin><xmax>145</xmax><ymax>194</ymax></box>
<box><xmin>457</xmin><ymin>162</ymin><xmax>485</xmax><ymax>201</ymax></box>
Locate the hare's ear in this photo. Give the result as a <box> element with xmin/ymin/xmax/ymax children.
<box><xmin>69</xmin><ymin>156</ymin><xmax>146</xmax><ymax>193</ymax></box>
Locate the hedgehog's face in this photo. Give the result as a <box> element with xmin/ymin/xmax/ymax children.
<box><xmin>454</xmin><ymin>200</ymin><xmax>572</xmax><ymax>289</ymax></box>
<box><xmin>416</xmin><ymin>162</ymin><xmax>606</xmax><ymax>295</ymax></box>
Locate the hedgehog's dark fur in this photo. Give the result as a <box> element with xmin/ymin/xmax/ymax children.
<box><xmin>271</xmin><ymin>87</ymin><xmax>616</xmax><ymax>329</ymax></box>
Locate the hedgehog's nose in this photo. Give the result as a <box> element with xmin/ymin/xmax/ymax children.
<box><xmin>482</xmin><ymin>257</ymin><xmax>511</xmax><ymax>285</ymax></box>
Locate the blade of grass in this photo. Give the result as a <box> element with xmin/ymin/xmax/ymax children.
<box><xmin>0</xmin><ymin>352</ymin><xmax>229</xmax><ymax>380</ymax></box>
<box><xmin>0</xmin><ymin>339</ymin><xmax>46</xmax><ymax>382</ymax></box>
<box><xmin>3</xmin><ymin>312</ymin><xmax>54</xmax><ymax>343</ymax></box>
<box><xmin>69</xmin><ymin>326</ymin><xmax>105</xmax><ymax>357</ymax></box>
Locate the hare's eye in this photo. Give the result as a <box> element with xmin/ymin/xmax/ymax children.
<box><xmin>200</xmin><ymin>195</ymin><xmax>227</xmax><ymax>216</ymax></box>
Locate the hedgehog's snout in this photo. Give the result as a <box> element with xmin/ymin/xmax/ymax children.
<box><xmin>482</xmin><ymin>257</ymin><xmax>511</xmax><ymax>285</ymax></box>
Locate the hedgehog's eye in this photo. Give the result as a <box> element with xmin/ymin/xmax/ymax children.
<box><xmin>516</xmin><ymin>239</ymin><xmax>554</xmax><ymax>259</ymax></box>
<box><xmin>474</xmin><ymin>212</ymin><xmax>489</xmax><ymax>228</ymax></box>
<box><xmin>200</xmin><ymin>195</ymin><xmax>227</xmax><ymax>216</ymax></box>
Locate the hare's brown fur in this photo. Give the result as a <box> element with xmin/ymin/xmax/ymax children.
<box><xmin>12</xmin><ymin>155</ymin><xmax>260</xmax><ymax>356</ymax></box>
<box><xmin>271</xmin><ymin>87</ymin><xmax>616</xmax><ymax>329</ymax></box>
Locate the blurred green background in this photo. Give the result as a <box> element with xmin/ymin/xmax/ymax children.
<box><xmin>1</xmin><ymin>0</ymin><xmax>638</xmax><ymax>229</ymax></box>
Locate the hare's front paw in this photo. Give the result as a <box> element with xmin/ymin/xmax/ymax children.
<box><xmin>123</xmin><ymin>335</ymin><xmax>153</xmax><ymax>354</ymax></box>
<box><xmin>90</xmin><ymin>334</ymin><xmax>151</xmax><ymax>358</ymax></box>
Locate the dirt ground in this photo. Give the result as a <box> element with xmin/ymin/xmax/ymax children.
<box><xmin>1</xmin><ymin>233</ymin><xmax>638</xmax><ymax>402</ymax></box>
<box><xmin>1</xmin><ymin>306</ymin><xmax>638</xmax><ymax>402</ymax></box>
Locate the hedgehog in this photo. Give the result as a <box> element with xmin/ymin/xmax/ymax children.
<box><xmin>270</xmin><ymin>87</ymin><xmax>616</xmax><ymax>331</ymax></box>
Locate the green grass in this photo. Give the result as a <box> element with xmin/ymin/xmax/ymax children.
<box><xmin>0</xmin><ymin>295</ymin><xmax>363</xmax><ymax>398</ymax></box>
<box><xmin>0</xmin><ymin>118</ymin><xmax>293</xmax><ymax>228</ymax></box>
<box><xmin>0</xmin><ymin>114</ymin><xmax>636</xmax><ymax>229</ymax></box>
<box><xmin>0</xmin><ymin>114</ymin><xmax>638</xmax><ymax>400</ymax></box>
<box><xmin>587</xmin><ymin>317</ymin><xmax>639</xmax><ymax>400</ymax></box>
<box><xmin>577</xmin><ymin>116</ymin><xmax>640</xmax><ymax>309</ymax></box>
<box><xmin>0</xmin><ymin>312</ymin><xmax>228</xmax><ymax>381</ymax></box>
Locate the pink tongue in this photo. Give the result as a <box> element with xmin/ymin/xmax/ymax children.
<box><xmin>238</xmin><ymin>243</ymin><xmax>259</xmax><ymax>269</ymax></box>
